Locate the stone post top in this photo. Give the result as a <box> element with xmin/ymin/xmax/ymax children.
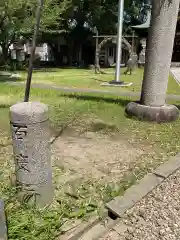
<box><xmin>10</xmin><ymin>102</ymin><xmax>49</xmax><ymax>124</ymax></box>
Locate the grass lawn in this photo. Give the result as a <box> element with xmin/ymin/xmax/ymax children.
<box><xmin>0</xmin><ymin>69</ymin><xmax>180</xmax><ymax>239</ymax></box>
<box><xmin>15</xmin><ymin>67</ymin><xmax>180</xmax><ymax>95</ymax></box>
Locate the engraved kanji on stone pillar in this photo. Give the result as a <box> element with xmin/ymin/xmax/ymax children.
<box><xmin>10</xmin><ymin>102</ymin><xmax>54</xmax><ymax>207</ymax></box>
<box><xmin>12</xmin><ymin>125</ymin><xmax>27</xmax><ymax>140</ymax></box>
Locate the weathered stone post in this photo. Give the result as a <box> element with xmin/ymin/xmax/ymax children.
<box><xmin>10</xmin><ymin>102</ymin><xmax>54</xmax><ymax>207</ymax></box>
<box><xmin>125</xmin><ymin>0</ymin><xmax>180</xmax><ymax>122</ymax></box>
<box><xmin>0</xmin><ymin>200</ymin><xmax>7</xmax><ymax>240</ymax></box>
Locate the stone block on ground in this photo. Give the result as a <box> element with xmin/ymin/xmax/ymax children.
<box><xmin>59</xmin><ymin>217</ymin><xmax>99</xmax><ymax>240</ymax></box>
<box><xmin>112</xmin><ymin>222</ymin><xmax>129</xmax><ymax>236</ymax></box>
<box><xmin>106</xmin><ymin>173</ymin><xmax>164</xmax><ymax>217</ymax></box>
<box><xmin>153</xmin><ymin>153</ymin><xmax>180</xmax><ymax>178</ymax></box>
<box><xmin>100</xmin><ymin>230</ymin><xmax>120</xmax><ymax>240</ymax></box>
<box><xmin>80</xmin><ymin>217</ymin><xmax>119</xmax><ymax>240</ymax></box>
<box><xmin>125</xmin><ymin>102</ymin><xmax>179</xmax><ymax>123</ymax></box>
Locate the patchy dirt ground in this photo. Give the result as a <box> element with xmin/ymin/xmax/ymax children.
<box><xmin>51</xmin><ymin>127</ymin><xmax>156</xmax><ymax>184</ymax></box>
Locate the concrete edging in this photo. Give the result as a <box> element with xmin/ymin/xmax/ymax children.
<box><xmin>106</xmin><ymin>153</ymin><xmax>180</xmax><ymax>217</ymax></box>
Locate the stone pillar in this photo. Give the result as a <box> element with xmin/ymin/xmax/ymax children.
<box><xmin>10</xmin><ymin>102</ymin><xmax>54</xmax><ymax>207</ymax></box>
<box><xmin>0</xmin><ymin>200</ymin><xmax>7</xmax><ymax>240</ymax></box>
<box><xmin>141</xmin><ymin>0</ymin><xmax>180</xmax><ymax>106</ymax></box>
<box><xmin>125</xmin><ymin>0</ymin><xmax>180</xmax><ymax>122</ymax></box>
<box><xmin>138</xmin><ymin>38</ymin><xmax>146</xmax><ymax>67</ymax></box>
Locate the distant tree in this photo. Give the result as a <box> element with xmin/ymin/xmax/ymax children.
<box><xmin>124</xmin><ymin>0</ymin><xmax>151</xmax><ymax>34</ymax></box>
<box><xmin>0</xmin><ymin>0</ymin><xmax>150</xmax><ymax>66</ymax></box>
<box><xmin>62</xmin><ymin>0</ymin><xmax>148</xmax><ymax>35</ymax></box>
<box><xmin>0</xmin><ymin>0</ymin><xmax>69</xmax><ymax>65</ymax></box>
<box><xmin>57</xmin><ymin>0</ymin><xmax>148</xmax><ymax>66</ymax></box>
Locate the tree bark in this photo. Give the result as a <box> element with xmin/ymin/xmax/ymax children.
<box><xmin>95</xmin><ymin>32</ymin><xmax>100</xmax><ymax>74</ymax></box>
<box><xmin>95</xmin><ymin>46</ymin><xmax>101</xmax><ymax>74</ymax></box>
<box><xmin>49</xmin><ymin>43</ymin><xmax>60</xmax><ymax>65</ymax></box>
<box><xmin>67</xmin><ymin>41</ymin><xmax>73</xmax><ymax>66</ymax></box>
<box><xmin>140</xmin><ymin>0</ymin><xmax>180</xmax><ymax>107</ymax></box>
<box><xmin>1</xmin><ymin>43</ymin><xmax>9</xmax><ymax>66</ymax></box>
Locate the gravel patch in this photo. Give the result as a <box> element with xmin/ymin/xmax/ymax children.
<box><xmin>103</xmin><ymin>168</ymin><xmax>180</xmax><ymax>240</ymax></box>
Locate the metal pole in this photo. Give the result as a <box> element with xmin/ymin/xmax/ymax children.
<box><xmin>95</xmin><ymin>28</ymin><xmax>99</xmax><ymax>73</ymax></box>
<box><xmin>115</xmin><ymin>0</ymin><xmax>124</xmax><ymax>82</ymax></box>
<box><xmin>95</xmin><ymin>29</ymin><xmax>99</xmax><ymax>65</ymax></box>
<box><xmin>24</xmin><ymin>0</ymin><xmax>44</xmax><ymax>102</ymax></box>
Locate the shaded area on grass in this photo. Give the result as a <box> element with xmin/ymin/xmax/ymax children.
<box><xmin>90</xmin><ymin>77</ymin><xmax>108</xmax><ymax>83</ymax></box>
<box><xmin>0</xmin><ymin>103</ymin><xmax>12</xmax><ymax>108</ymax></box>
<box><xmin>0</xmin><ymin>76</ymin><xmax>20</xmax><ymax>83</ymax></box>
<box><xmin>62</xmin><ymin>93</ymin><xmax>131</xmax><ymax>106</ymax></box>
<box><xmin>0</xmin><ymin>71</ymin><xmax>22</xmax><ymax>83</ymax></box>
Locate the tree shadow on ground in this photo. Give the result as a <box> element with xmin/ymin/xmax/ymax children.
<box><xmin>0</xmin><ymin>77</ymin><xmax>20</xmax><ymax>82</ymax></box>
<box><xmin>62</xmin><ymin>94</ymin><xmax>132</xmax><ymax>106</ymax></box>
<box><xmin>0</xmin><ymin>103</ymin><xmax>12</xmax><ymax>108</ymax></box>
<box><xmin>33</xmin><ymin>68</ymin><xmax>60</xmax><ymax>72</ymax></box>
<box><xmin>32</xmin><ymin>66</ymin><xmax>91</xmax><ymax>72</ymax></box>
<box><xmin>90</xmin><ymin>77</ymin><xmax>108</xmax><ymax>83</ymax></box>
<box><xmin>0</xmin><ymin>76</ymin><xmax>7</xmax><ymax>82</ymax></box>
<box><xmin>50</xmin><ymin>124</ymin><xmax>69</xmax><ymax>145</ymax></box>
<box><xmin>174</xmin><ymin>105</ymin><xmax>180</xmax><ymax>111</ymax></box>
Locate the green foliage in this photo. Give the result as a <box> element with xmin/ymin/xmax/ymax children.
<box><xmin>59</xmin><ymin>0</ymin><xmax>149</xmax><ymax>47</ymax></box>
<box><xmin>0</xmin><ymin>0</ymin><xmax>70</xmax><ymax>64</ymax></box>
<box><xmin>124</xmin><ymin>0</ymin><xmax>150</xmax><ymax>34</ymax></box>
<box><xmin>0</xmin><ymin>0</ymin><xmax>150</xmax><ymax>66</ymax></box>
<box><xmin>0</xmin><ymin>0</ymin><xmax>150</xmax><ymax>45</ymax></box>
<box><xmin>0</xmin><ymin>0</ymin><xmax>69</xmax><ymax>37</ymax></box>
<box><xmin>0</xmin><ymin>0</ymin><xmax>32</xmax><ymax>45</ymax></box>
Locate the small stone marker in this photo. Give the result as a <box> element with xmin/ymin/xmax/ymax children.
<box><xmin>10</xmin><ymin>102</ymin><xmax>54</xmax><ymax>207</ymax></box>
<box><xmin>0</xmin><ymin>200</ymin><xmax>7</xmax><ymax>240</ymax></box>
<box><xmin>138</xmin><ymin>38</ymin><xmax>146</xmax><ymax>67</ymax></box>
<box><xmin>124</xmin><ymin>54</ymin><xmax>138</xmax><ymax>75</ymax></box>
<box><xmin>138</xmin><ymin>49</ymin><xmax>146</xmax><ymax>66</ymax></box>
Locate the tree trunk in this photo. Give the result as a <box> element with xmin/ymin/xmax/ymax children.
<box><xmin>78</xmin><ymin>43</ymin><xmax>82</xmax><ymax>66</ymax></box>
<box><xmin>95</xmin><ymin>46</ymin><xmax>101</xmax><ymax>74</ymax></box>
<box><xmin>1</xmin><ymin>44</ymin><xmax>9</xmax><ymax>66</ymax></box>
<box><xmin>140</xmin><ymin>0</ymin><xmax>180</xmax><ymax>107</ymax></box>
<box><xmin>95</xmin><ymin>33</ymin><xmax>99</xmax><ymax>73</ymax></box>
<box><xmin>68</xmin><ymin>42</ymin><xmax>73</xmax><ymax>66</ymax></box>
<box><xmin>49</xmin><ymin>43</ymin><xmax>60</xmax><ymax>65</ymax></box>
